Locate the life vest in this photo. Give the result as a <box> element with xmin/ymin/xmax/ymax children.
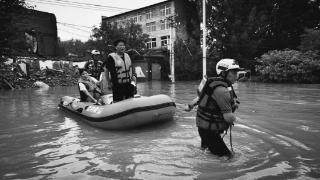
<box><xmin>85</xmin><ymin>60</ymin><xmax>103</xmax><ymax>80</ymax></box>
<box><xmin>196</xmin><ymin>77</ymin><xmax>237</xmax><ymax>132</ymax></box>
<box><xmin>78</xmin><ymin>78</ymin><xmax>101</xmax><ymax>102</ymax></box>
<box><xmin>109</xmin><ymin>52</ymin><xmax>132</xmax><ymax>84</ymax></box>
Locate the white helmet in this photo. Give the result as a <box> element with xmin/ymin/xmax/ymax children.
<box><xmin>91</xmin><ymin>49</ymin><xmax>100</xmax><ymax>55</ymax></box>
<box><xmin>216</xmin><ymin>58</ymin><xmax>243</xmax><ymax>75</ymax></box>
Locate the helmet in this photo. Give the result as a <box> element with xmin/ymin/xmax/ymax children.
<box><xmin>216</xmin><ymin>59</ymin><xmax>243</xmax><ymax>75</ymax></box>
<box><xmin>91</xmin><ymin>49</ymin><xmax>100</xmax><ymax>55</ymax></box>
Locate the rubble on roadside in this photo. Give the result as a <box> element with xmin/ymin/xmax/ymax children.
<box><xmin>0</xmin><ymin>57</ymin><xmax>81</xmax><ymax>90</ymax></box>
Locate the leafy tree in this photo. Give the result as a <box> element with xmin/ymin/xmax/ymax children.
<box><xmin>174</xmin><ymin>38</ymin><xmax>202</xmax><ymax>80</ymax></box>
<box><xmin>299</xmin><ymin>28</ymin><xmax>320</xmax><ymax>52</ymax></box>
<box><xmin>202</xmin><ymin>0</ymin><xmax>320</xmax><ymax>71</ymax></box>
<box><xmin>255</xmin><ymin>49</ymin><xmax>320</xmax><ymax>83</ymax></box>
<box><xmin>58</xmin><ymin>39</ymin><xmax>87</xmax><ymax>56</ymax></box>
<box><xmin>92</xmin><ymin>21</ymin><xmax>149</xmax><ymax>55</ymax></box>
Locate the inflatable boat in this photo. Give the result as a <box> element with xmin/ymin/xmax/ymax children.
<box><xmin>59</xmin><ymin>94</ymin><xmax>176</xmax><ymax>130</ymax></box>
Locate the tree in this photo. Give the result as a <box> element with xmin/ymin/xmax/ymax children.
<box><xmin>92</xmin><ymin>21</ymin><xmax>149</xmax><ymax>55</ymax></box>
<box><xmin>299</xmin><ymin>28</ymin><xmax>320</xmax><ymax>52</ymax></box>
<box><xmin>0</xmin><ymin>0</ymin><xmax>29</xmax><ymax>57</ymax></box>
<box><xmin>203</xmin><ymin>0</ymin><xmax>320</xmax><ymax>71</ymax></box>
<box><xmin>174</xmin><ymin>38</ymin><xmax>202</xmax><ymax>80</ymax></box>
<box><xmin>58</xmin><ymin>39</ymin><xmax>87</xmax><ymax>56</ymax></box>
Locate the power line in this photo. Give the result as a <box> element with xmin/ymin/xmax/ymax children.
<box><xmin>57</xmin><ymin>22</ymin><xmax>93</xmax><ymax>29</ymax></box>
<box><xmin>57</xmin><ymin>23</ymin><xmax>92</xmax><ymax>33</ymax></box>
<box><xmin>27</xmin><ymin>0</ymin><xmax>130</xmax><ymax>12</ymax></box>
<box><xmin>54</xmin><ymin>0</ymin><xmax>132</xmax><ymax>11</ymax></box>
<box><xmin>58</xmin><ymin>28</ymin><xmax>90</xmax><ymax>39</ymax></box>
<box><xmin>28</xmin><ymin>0</ymin><xmax>120</xmax><ymax>12</ymax></box>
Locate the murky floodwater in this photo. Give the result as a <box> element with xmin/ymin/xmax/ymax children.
<box><xmin>0</xmin><ymin>81</ymin><xmax>320</xmax><ymax>180</ymax></box>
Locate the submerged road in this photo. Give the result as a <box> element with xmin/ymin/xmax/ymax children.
<box><xmin>0</xmin><ymin>81</ymin><xmax>319</xmax><ymax>179</ymax></box>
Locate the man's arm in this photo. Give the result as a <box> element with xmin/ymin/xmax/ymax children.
<box><xmin>104</xmin><ymin>55</ymin><xmax>114</xmax><ymax>89</ymax></box>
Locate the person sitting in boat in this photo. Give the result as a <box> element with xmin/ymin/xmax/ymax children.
<box><xmin>104</xmin><ymin>39</ymin><xmax>137</xmax><ymax>102</ymax></box>
<box><xmin>78</xmin><ymin>69</ymin><xmax>104</xmax><ymax>104</ymax></box>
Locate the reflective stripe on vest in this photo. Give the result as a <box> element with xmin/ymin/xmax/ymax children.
<box><xmin>196</xmin><ymin>77</ymin><xmax>235</xmax><ymax>131</ymax></box>
<box><xmin>109</xmin><ymin>52</ymin><xmax>132</xmax><ymax>84</ymax></box>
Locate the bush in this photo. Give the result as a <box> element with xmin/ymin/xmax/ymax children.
<box><xmin>255</xmin><ymin>49</ymin><xmax>320</xmax><ymax>83</ymax></box>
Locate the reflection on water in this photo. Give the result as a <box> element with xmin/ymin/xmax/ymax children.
<box><xmin>0</xmin><ymin>82</ymin><xmax>320</xmax><ymax>179</ymax></box>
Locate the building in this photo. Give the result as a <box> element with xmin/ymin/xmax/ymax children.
<box><xmin>101</xmin><ymin>0</ymin><xmax>200</xmax><ymax>81</ymax></box>
<box><xmin>101</xmin><ymin>0</ymin><xmax>199</xmax><ymax>51</ymax></box>
<box><xmin>11</xmin><ymin>9</ymin><xmax>58</xmax><ymax>56</ymax></box>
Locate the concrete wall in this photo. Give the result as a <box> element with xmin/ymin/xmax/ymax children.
<box><xmin>11</xmin><ymin>9</ymin><xmax>58</xmax><ymax>56</ymax></box>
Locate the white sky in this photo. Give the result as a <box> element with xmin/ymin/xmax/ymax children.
<box><xmin>26</xmin><ymin>0</ymin><xmax>166</xmax><ymax>42</ymax></box>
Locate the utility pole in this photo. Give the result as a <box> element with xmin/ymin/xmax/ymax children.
<box><xmin>202</xmin><ymin>0</ymin><xmax>207</xmax><ymax>77</ymax></box>
<box><xmin>167</xmin><ymin>15</ymin><xmax>175</xmax><ymax>83</ymax></box>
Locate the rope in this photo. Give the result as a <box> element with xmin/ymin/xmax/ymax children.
<box><xmin>230</xmin><ymin>125</ymin><xmax>234</xmax><ymax>152</ymax></box>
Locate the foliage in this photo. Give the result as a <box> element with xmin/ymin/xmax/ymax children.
<box><xmin>199</xmin><ymin>0</ymin><xmax>320</xmax><ymax>71</ymax></box>
<box><xmin>174</xmin><ymin>38</ymin><xmax>202</xmax><ymax>80</ymax></box>
<box><xmin>255</xmin><ymin>49</ymin><xmax>320</xmax><ymax>83</ymax></box>
<box><xmin>58</xmin><ymin>39</ymin><xmax>87</xmax><ymax>57</ymax></box>
<box><xmin>299</xmin><ymin>28</ymin><xmax>320</xmax><ymax>52</ymax></box>
<box><xmin>92</xmin><ymin>21</ymin><xmax>149</xmax><ymax>55</ymax></box>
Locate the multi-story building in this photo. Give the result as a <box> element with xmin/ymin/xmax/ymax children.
<box><xmin>102</xmin><ymin>0</ymin><xmax>199</xmax><ymax>81</ymax></box>
<box><xmin>101</xmin><ymin>0</ymin><xmax>199</xmax><ymax>50</ymax></box>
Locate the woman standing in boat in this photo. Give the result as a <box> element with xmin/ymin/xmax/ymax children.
<box><xmin>104</xmin><ymin>39</ymin><xmax>137</xmax><ymax>102</ymax></box>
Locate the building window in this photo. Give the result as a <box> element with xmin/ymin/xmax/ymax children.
<box><xmin>146</xmin><ymin>22</ymin><xmax>151</xmax><ymax>32</ymax></box>
<box><xmin>139</xmin><ymin>15</ymin><xmax>142</xmax><ymax>22</ymax></box>
<box><xmin>160</xmin><ymin>20</ymin><xmax>165</xmax><ymax>30</ymax></box>
<box><xmin>146</xmin><ymin>38</ymin><xmax>157</xmax><ymax>49</ymax></box>
<box><xmin>160</xmin><ymin>5</ymin><xmax>171</xmax><ymax>16</ymax></box>
<box><xmin>160</xmin><ymin>8</ymin><xmax>165</xmax><ymax>16</ymax></box>
<box><xmin>130</xmin><ymin>16</ymin><xmax>137</xmax><ymax>23</ymax></box>
<box><xmin>166</xmin><ymin>20</ymin><xmax>170</xmax><ymax>29</ymax></box>
<box><xmin>161</xmin><ymin>36</ymin><xmax>170</xmax><ymax>47</ymax></box>
<box><xmin>146</xmin><ymin>11</ymin><xmax>152</xmax><ymax>19</ymax></box>
<box><xmin>166</xmin><ymin>6</ymin><xmax>171</xmax><ymax>15</ymax></box>
<box><xmin>160</xmin><ymin>20</ymin><xmax>170</xmax><ymax>30</ymax></box>
<box><xmin>151</xmin><ymin>21</ymin><xmax>156</xmax><ymax>31</ymax></box>
<box><xmin>146</xmin><ymin>21</ymin><xmax>156</xmax><ymax>32</ymax></box>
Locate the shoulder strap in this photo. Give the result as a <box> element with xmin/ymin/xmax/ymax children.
<box><xmin>198</xmin><ymin>77</ymin><xmax>228</xmax><ymax>103</ymax></box>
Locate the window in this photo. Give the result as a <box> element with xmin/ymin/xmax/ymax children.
<box><xmin>161</xmin><ymin>36</ymin><xmax>170</xmax><ymax>47</ymax></box>
<box><xmin>151</xmin><ymin>21</ymin><xmax>156</xmax><ymax>31</ymax></box>
<box><xmin>166</xmin><ymin>20</ymin><xmax>170</xmax><ymax>29</ymax></box>
<box><xmin>160</xmin><ymin>8</ymin><xmax>165</xmax><ymax>16</ymax></box>
<box><xmin>130</xmin><ymin>16</ymin><xmax>137</xmax><ymax>23</ymax></box>
<box><xmin>146</xmin><ymin>23</ymin><xmax>151</xmax><ymax>32</ymax></box>
<box><xmin>166</xmin><ymin>6</ymin><xmax>171</xmax><ymax>15</ymax></box>
<box><xmin>160</xmin><ymin>20</ymin><xmax>165</xmax><ymax>30</ymax></box>
<box><xmin>160</xmin><ymin>5</ymin><xmax>171</xmax><ymax>16</ymax></box>
<box><xmin>146</xmin><ymin>38</ymin><xmax>157</xmax><ymax>49</ymax></box>
<box><xmin>139</xmin><ymin>15</ymin><xmax>142</xmax><ymax>22</ymax></box>
<box><xmin>146</xmin><ymin>11</ymin><xmax>152</xmax><ymax>19</ymax></box>
<box><xmin>146</xmin><ymin>21</ymin><xmax>156</xmax><ymax>32</ymax></box>
<box><xmin>160</xmin><ymin>20</ymin><xmax>170</xmax><ymax>29</ymax></box>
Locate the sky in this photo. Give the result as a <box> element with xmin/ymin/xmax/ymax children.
<box><xmin>25</xmin><ymin>0</ymin><xmax>166</xmax><ymax>42</ymax></box>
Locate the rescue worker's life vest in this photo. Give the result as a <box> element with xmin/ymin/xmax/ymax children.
<box><xmin>85</xmin><ymin>60</ymin><xmax>103</xmax><ymax>80</ymax></box>
<box><xmin>196</xmin><ymin>77</ymin><xmax>238</xmax><ymax>132</ymax></box>
<box><xmin>109</xmin><ymin>52</ymin><xmax>132</xmax><ymax>84</ymax></box>
<box><xmin>78</xmin><ymin>78</ymin><xmax>102</xmax><ymax>102</ymax></box>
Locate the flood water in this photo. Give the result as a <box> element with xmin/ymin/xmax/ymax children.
<box><xmin>0</xmin><ymin>81</ymin><xmax>320</xmax><ymax>180</ymax></box>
